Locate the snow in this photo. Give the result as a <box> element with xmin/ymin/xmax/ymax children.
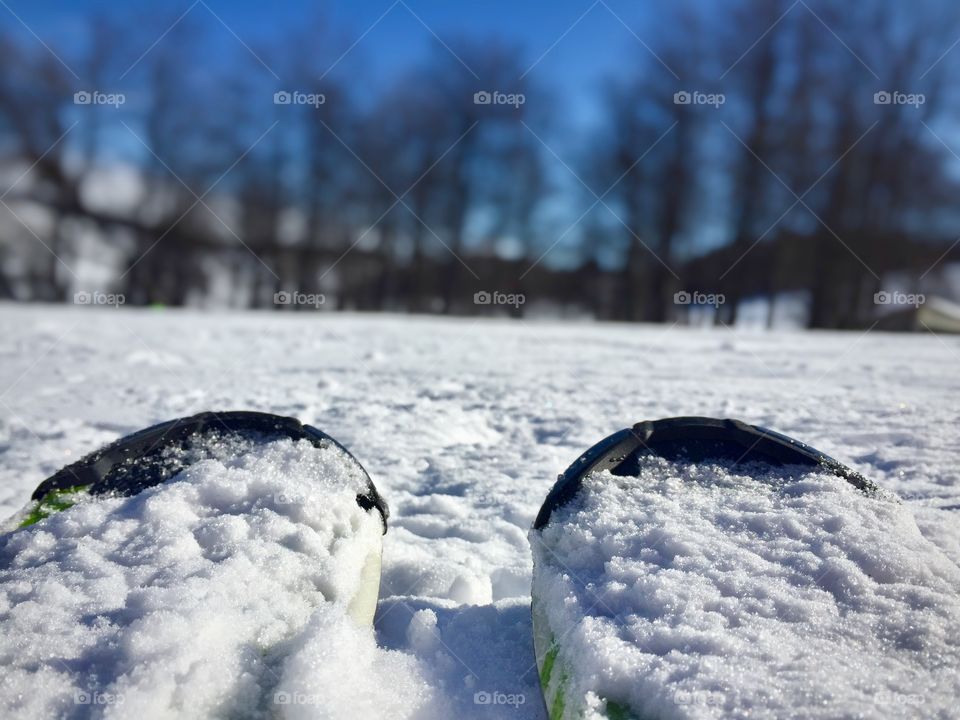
<box><xmin>0</xmin><ymin>435</ymin><xmax>394</xmax><ymax>719</ymax></box>
<box><xmin>0</xmin><ymin>304</ymin><xmax>959</xmax><ymax>719</ymax></box>
<box><xmin>531</xmin><ymin>458</ymin><xmax>960</xmax><ymax>719</ymax></box>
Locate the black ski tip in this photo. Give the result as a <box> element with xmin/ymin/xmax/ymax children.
<box><xmin>32</xmin><ymin>411</ymin><xmax>389</xmax><ymax>534</ymax></box>
<box><xmin>532</xmin><ymin>416</ymin><xmax>876</xmax><ymax>531</ymax></box>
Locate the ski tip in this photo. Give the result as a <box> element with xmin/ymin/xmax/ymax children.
<box><xmin>532</xmin><ymin>416</ymin><xmax>876</xmax><ymax>531</ymax></box>
<box><xmin>30</xmin><ymin>410</ymin><xmax>390</xmax><ymax>534</ymax></box>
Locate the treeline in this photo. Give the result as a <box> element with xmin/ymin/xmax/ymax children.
<box><xmin>0</xmin><ymin>0</ymin><xmax>958</xmax><ymax>327</ymax></box>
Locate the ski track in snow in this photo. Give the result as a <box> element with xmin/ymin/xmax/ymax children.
<box><xmin>0</xmin><ymin>304</ymin><xmax>958</xmax><ymax>719</ymax></box>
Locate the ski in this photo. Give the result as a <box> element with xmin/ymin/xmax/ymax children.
<box><xmin>0</xmin><ymin>411</ymin><xmax>389</xmax><ymax>718</ymax></box>
<box><xmin>530</xmin><ymin>417</ymin><xmax>960</xmax><ymax>719</ymax></box>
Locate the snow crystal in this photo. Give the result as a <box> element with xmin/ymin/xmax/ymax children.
<box><xmin>531</xmin><ymin>457</ymin><xmax>960</xmax><ymax>719</ymax></box>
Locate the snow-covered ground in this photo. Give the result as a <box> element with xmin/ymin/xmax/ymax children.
<box><xmin>0</xmin><ymin>304</ymin><xmax>958</xmax><ymax>719</ymax></box>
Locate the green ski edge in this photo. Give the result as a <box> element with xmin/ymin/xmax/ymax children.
<box><xmin>17</xmin><ymin>485</ymin><xmax>91</xmax><ymax>528</ymax></box>
<box><xmin>532</xmin><ymin>598</ymin><xmax>642</xmax><ymax>720</ymax></box>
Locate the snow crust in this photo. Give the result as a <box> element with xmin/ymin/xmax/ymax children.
<box><xmin>532</xmin><ymin>458</ymin><xmax>960</xmax><ymax>719</ymax></box>
<box><xmin>0</xmin><ymin>435</ymin><xmax>433</xmax><ymax>719</ymax></box>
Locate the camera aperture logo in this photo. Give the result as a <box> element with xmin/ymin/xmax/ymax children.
<box><xmin>874</xmin><ymin>291</ymin><xmax>924</xmax><ymax>308</ymax></box>
<box><xmin>674</xmin><ymin>290</ymin><xmax>725</xmax><ymax>308</ymax></box>
<box><xmin>474</xmin><ymin>690</ymin><xmax>525</xmax><ymax>707</ymax></box>
<box><xmin>473</xmin><ymin>90</ymin><xmax>525</xmax><ymax>108</ymax></box>
<box><xmin>674</xmin><ymin>90</ymin><xmax>725</xmax><ymax>108</ymax></box>
<box><xmin>474</xmin><ymin>290</ymin><xmax>525</xmax><ymax>309</ymax></box>
<box><xmin>274</xmin><ymin>90</ymin><xmax>326</xmax><ymax>108</ymax></box>
<box><xmin>74</xmin><ymin>291</ymin><xmax>125</xmax><ymax>308</ymax></box>
<box><xmin>274</xmin><ymin>290</ymin><xmax>326</xmax><ymax>308</ymax></box>
<box><xmin>74</xmin><ymin>90</ymin><xmax>125</xmax><ymax>108</ymax></box>
<box><xmin>874</xmin><ymin>91</ymin><xmax>925</xmax><ymax>108</ymax></box>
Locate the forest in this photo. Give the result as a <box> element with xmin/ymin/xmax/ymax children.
<box><xmin>1</xmin><ymin>0</ymin><xmax>958</xmax><ymax>328</ymax></box>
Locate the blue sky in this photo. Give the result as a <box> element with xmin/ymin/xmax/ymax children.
<box><xmin>1</xmin><ymin>0</ymin><xmax>666</xmax><ymax>128</ymax></box>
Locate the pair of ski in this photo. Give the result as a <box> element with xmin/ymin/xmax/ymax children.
<box><xmin>3</xmin><ymin>412</ymin><xmax>958</xmax><ymax>719</ymax></box>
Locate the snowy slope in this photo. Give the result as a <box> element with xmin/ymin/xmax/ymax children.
<box><xmin>0</xmin><ymin>304</ymin><xmax>958</xmax><ymax>719</ymax></box>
